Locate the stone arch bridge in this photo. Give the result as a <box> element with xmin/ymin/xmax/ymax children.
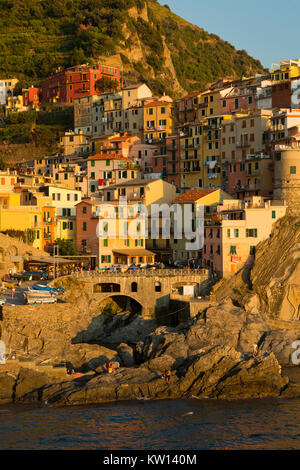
<box><xmin>62</xmin><ymin>269</ymin><xmax>210</xmax><ymax>317</ymax></box>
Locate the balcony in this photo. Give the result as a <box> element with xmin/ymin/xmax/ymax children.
<box><xmin>43</xmin><ymin>232</ymin><xmax>52</xmax><ymax>240</ymax></box>
<box><xmin>246</xmin><ymin>168</ymin><xmax>260</xmax><ymax>176</ymax></box>
<box><xmin>236</xmin><ymin>141</ymin><xmax>250</xmax><ymax>148</ymax></box>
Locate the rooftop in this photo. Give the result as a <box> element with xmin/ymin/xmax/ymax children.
<box><xmin>172</xmin><ymin>189</ymin><xmax>217</xmax><ymax>203</ymax></box>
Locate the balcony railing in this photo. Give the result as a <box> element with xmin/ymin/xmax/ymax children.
<box><xmin>236</xmin><ymin>141</ymin><xmax>250</xmax><ymax>148</ymax></box>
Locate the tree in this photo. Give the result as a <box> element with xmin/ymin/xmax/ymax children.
<box><xmin>54</xmin><ymin>239</ymin><xmax>77</xmax><ymax>257</ymax></box>
<box><xmin>95</xmin><ymin>76</ymin><xmax>118</xmax><ymax>93</ymax></box>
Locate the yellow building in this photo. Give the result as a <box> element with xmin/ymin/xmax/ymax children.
<box><xmin>77</xmin><ymin>178</ymin><xmax>177</xmax><ymax>267</ymax></box>
<box><xmin>39</xmin><ymin>185</ymin><xmax>81</xmax><ymax>245</ymax></box>
<box><xmin>178</xmin><ymin>115</ymin><xmax>233</xmax><ymax>190</ymax></box>
<box><xmin>144</xmin><ymin>100</ymin><xmax>175</xmax><ymax>143</ymax></box>
<box><xmin>59</xmin><ymin>131</ymin><xmax>90</xmax><ymax>156</ymax></box>
<box><xmin>0</xmin><ymin>171</ymin><xmax>18</xmax><ymax>192</ymax></box>
<box><xmin>216</xmin><ymin>196</ymin><xmax>287</xmax><ymax>277</ymax></box>
<box><xmin>5</xmin><ymin>95</ymin><xmax>24</xmax><ymax>114</ymax></box>
<box><xmin>0</xmin><ymin>191</ymin><xmax>56</xmax><ymax>251</ymax></box>
<box><xmin>271</xmin><ymin>60</ymin><xmax>300</xmax><ymax>83</ymax></box>
<box><xmin>88</xmin><ymin>154</ymin><xmax>140</xmax><ymax>196</ymax></box>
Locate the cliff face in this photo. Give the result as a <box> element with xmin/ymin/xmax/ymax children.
<box><xmin>0</xmin><ymin>0</ymin><xmax>266</xmax><ymax>96</ymax></box>
<box><xmin>213</xmin><ymin>216</ymin><xmax>300</xmax><ymax>322</ymax></box>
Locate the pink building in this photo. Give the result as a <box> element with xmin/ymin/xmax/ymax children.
<box><xmin>221</xmin><ymin>86</ymin><xmax>257</xmax><ymax>114</ymax></box>
<box><xmin>129</xmin><ymin>142</ymin><xmax>159</xmax><ymax>176</ymax></box>
<box><xmin>76</xmin><ymin>199</ymin><xmax>99</xmax><ymax>264</ymax></box>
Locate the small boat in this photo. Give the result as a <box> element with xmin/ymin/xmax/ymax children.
<box><xmin>27</xmin><ymin>289</ymin><xmax>55</xmax><ymax>298</ymax></box>
<box><xmin>0</xmin><ymin>299</ymin><xmax>6</xmax><ymax>306</ymax></box>
<box><xmin>31</xmin><ymin>284</ymin><xmax>58</xmax><ymax>293</ymax></box>
<box><xmin>24</xmin><ymin>293</ymin><xmax>57</xmax><ymax>305</ymax></box>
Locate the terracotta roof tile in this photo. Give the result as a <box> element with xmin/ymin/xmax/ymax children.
<box><xmin>88</xmin><ymin>154</ymin><xmax>131</xmax><ymax>161</ymax></box>
<box><xmin>172</xmin><ymin>189</ymin><xmax>217</xmax><ymax>203</ymax></box>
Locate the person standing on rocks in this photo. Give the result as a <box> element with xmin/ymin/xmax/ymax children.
<box><xmin>162</xmin><ymin>370</ymin><xmax>171</xmax><ymax>384</ymax></box>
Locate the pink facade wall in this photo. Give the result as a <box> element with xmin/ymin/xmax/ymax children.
<box><xmin>221</xmin><ymin>93</ymin><xmax>257</xmax><ymax>114</ymax></box>
<box><xmin>76</xmin><ymin>201</ymin><xmax>98</xmax><ymax>257</ymax></box>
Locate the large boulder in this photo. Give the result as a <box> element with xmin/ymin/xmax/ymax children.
<box><xmin>0</xmin><ymin>373</ymin><xmax>15</xmax><ymax>404</ymax></box>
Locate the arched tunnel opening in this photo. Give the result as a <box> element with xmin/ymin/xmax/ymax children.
<box><xmin>100</xmin><ymin>295</ymin><xmax>143</xmax><ymax>316</ymax></box>
<box><xmin>94</xmin><ymin>283</ymin><xmax>121</xmax><ymax>293</ymax></box>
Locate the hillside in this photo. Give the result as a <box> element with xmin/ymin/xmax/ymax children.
<box><xmin>0</xmin><ymin>0</ymin><xmax>266</xmax><ymax>97</ymax></box>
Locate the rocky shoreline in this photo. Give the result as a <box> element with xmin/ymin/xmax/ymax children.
<box><xmin>1</xmin><ymin>214</ymin><xmax>299</xmax><ymax>407</ymax></box>
<box><xmin>1</xmin><ymin>299</ymin><xmax>300</xmax><ymax>406</ymax></box>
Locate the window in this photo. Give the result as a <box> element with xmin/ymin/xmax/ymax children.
<box><xmin>83</xmin><ymin>222</ymin><xmax>87</xmax><ymax>231</ymax></box>
<box><xmin>250</xmin><ymin>246</ymin><xmax>256</xmax><ymax>255</ymax></box>
<box><xmin>290</xmin><ymin>166</ymin><xmax>296</xmax><ymax>174</ymax></box>
<box><xmin>222</xmin><ymin>100</ymin><xmax>226</xmax><ymax>108</ymax></box>
<box><xmin>106</xmin><ymin>159</ymin><xmax>110</xmax><ymax>166</ymax></box>
<box><xmin>230</xmin><ymin>246</ymin><xmax>237</xmax><ymax>255</ymax></box>
<box><xmin>131</xmin><ymin>282</ymin><xmax>138</xmax><ymax>292</ymax></box>
<box><xmin>103</xmin><ymin>239</ymin><xmax>108</xmax><ymax>247</ymax></box>
<box><xmin>227</xmin><ymin>228</ymin><xmax>239</xmax><ymax>238</ymax></box>
<box><xmin>91</xmin><ymin>172</ymin><xmax>95</xmax><ymax>179</ymax></box>
<box><xmin>246</xmin><ymin>228</ymin><xmax>258</xmax><ymax>238</ymax></box>
<box><xmin>83</xmin><ymin>206</ymin><xmax>87</xmax><ymax>214</ymax></box>
<box><xmin>155</xmin><ymin>282</ymin><xmax>161</xmax><ymax>292</ymax></box>
<box><xmin>272</xmin><ymin>210</ymin><xmax>276</xmax><ymax>219</ymax></box>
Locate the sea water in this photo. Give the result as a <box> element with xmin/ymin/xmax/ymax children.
<box><xmin>0</xmin><ymin>398</ymin><xmax>300</xmax><ymax>450</ymax></box>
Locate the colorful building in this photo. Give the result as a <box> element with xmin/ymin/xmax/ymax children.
<box><xmin>0</xmin><ymin>78</ymin><xmax>18</xmax><ymax>105</ymax></box>
<box><xmin>172</xmin><ymin>188</ymin><xmax>232</xmax><ymax>263</ymax></box>
<box><xmin>76</xmin><ymin>178</ymin><xmax>176</xmax><ymax>267</ymax></box>
<box><xmin>204</xmin><ymin>196</ymin><xmax>287</xmax><ymax>277</ymax></box>
<box><xmin>144</xmin><ymin>99</ymin><xmax>175</xmax><ymax>143</ymax></box>
<box><xmin>22</xmin><ymin>87</ymin><xmax>39</xmax><ymax>109</ymax></box>
<box><xmin>87</xmin><ymin>154</ymin><xmax>140</xmax><ymax>196</ymax></box>
<box><xmin>0</xmin><ymin>190</ymin><xmax>56</xmax><ymax>251</ymax></box>
<box><xmin>40</xmin><ymin>63</ymin><xmax>121</xmax><ymax>104</ymax></box>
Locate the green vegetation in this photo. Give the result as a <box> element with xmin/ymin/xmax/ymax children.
<box><xmin>95</xmin><ymin>76</ymin><xmax>118</xmax><ymax>93</ymax></box>
<box><xmin>0</xmin><ymin>229</ymin><xmax>26</xmax><ymax>242</ymax></box>
<box><xmin>53</xmin><ymin>239</ymin><xmax>77</xmax><ymax>257</ymax></box>
<box><xmin>26</xmin><ymin>228</ymin><xmax>36</xmax><ymax>245</ymax></box>
<box><xmin>0</xmin><ymin>0</ymin><xmax>266</xmax><ymax>96</ymax></box>
<box><xmin>0</xmin><ymin>105</ymin><xmax>73</xmax><ymax>155</ymax></box>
